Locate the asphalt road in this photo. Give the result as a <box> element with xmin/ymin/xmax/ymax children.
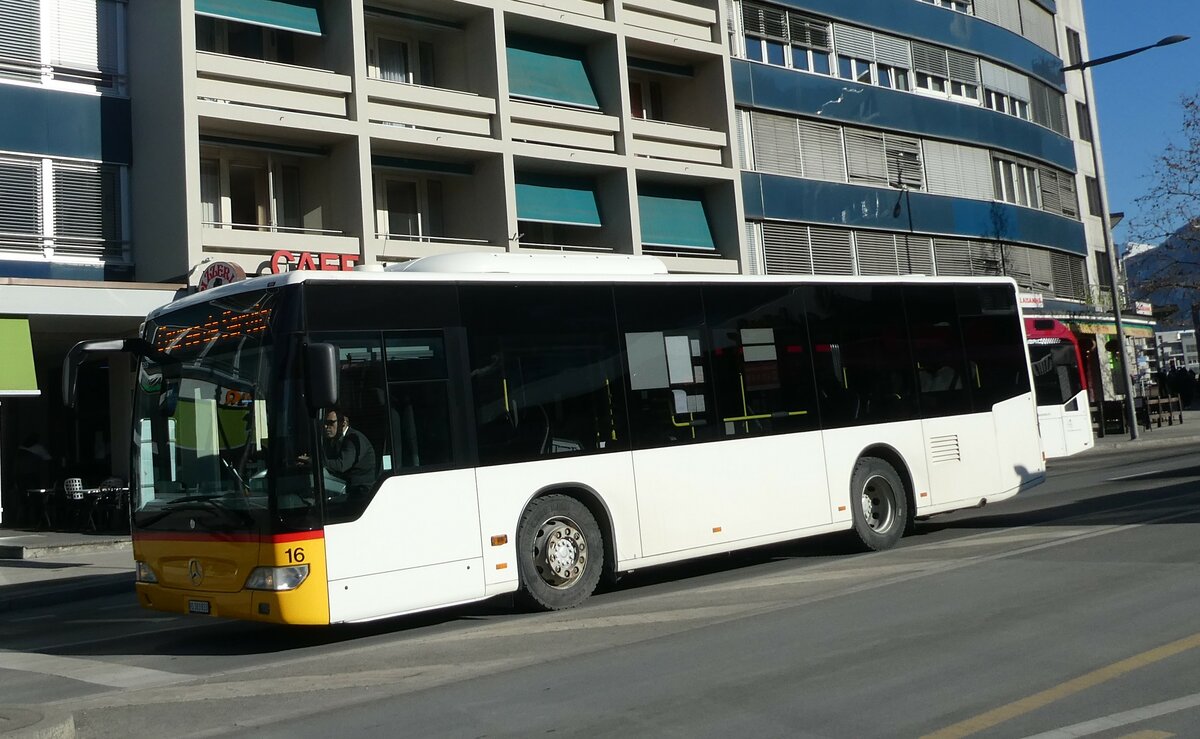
<box><xmin>4</xmin><ymin>441</ymin><xmax>1200</xmax><ymax>738</ymax></box>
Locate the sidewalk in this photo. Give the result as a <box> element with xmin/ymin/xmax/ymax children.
<box><xmin>1089</xmin><ymin>408</ymin><xmax>1200</xmax><ymax>452</ymax></box>
<box><xmin>0</xmin><ymin>528</ymin><xmax>133</xmax><ymax>613</ymax></box>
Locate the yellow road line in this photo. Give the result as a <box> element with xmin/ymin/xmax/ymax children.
<box><xmin>923</xmin><ymin>632</ymin><xmax>1200</xmax><ymax>739</ymax></box>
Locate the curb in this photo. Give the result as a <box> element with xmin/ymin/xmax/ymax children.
<box><xmin>0</xmin><ymin>706</ymin><xmax>74</xmax><ymax>739</ymax></box>
<box><xmin>0</xmin><ymin>540</ymin><xmax>131</xmax><ymax>560</ymax></box>
<box><xmin>0</xmin><ymin>573</ymin><xmax>134</xmax><ymax>613</ymax></box>
<box><xmin>1090</xmin><ymin>435</ymin><xmax>1200</xmax><ymax>453</ymax></box>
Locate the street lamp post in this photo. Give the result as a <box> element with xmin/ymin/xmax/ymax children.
<box><xmin>1061</xmin><ymin>34</ymin><xmax>1189</xmax><ymax>441</ymax></box>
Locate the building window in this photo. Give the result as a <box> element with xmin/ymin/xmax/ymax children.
<box><xmin>1085</xmin><ymin>176</ymin><xmax>1102</xmax><ymax>217</ymax></box>
<box><xmin>370</xmin><ymin>32</ymin><xmax>435</xmax><ymax>86</ymax></box>
<box><xmin>838</xmin><ymin>55</ymin><xmax>874</xmax><ymax>84</ymax></box>
<box><xmin>374</xmin><ymin>175</ymin><xmax>443</xmax><ymax>240</ymax></box>
<box><xmin>200</xmin><ymin>149</ymin><xmax>310</xmax><ymax>232</ymax></box>
<box><xmin>1065</xmin><ymin>28</ymin><xmax>1083</xmax><ymax>68</ymax></box>
<box><xmin>629</xmin><ymin>77</ymin><xmax>664</xmax><ymax>120</ymax></box>
<box><xmin>1075</xmin><ymin>101</ymin><xmax>1093</xmax><ymax>142</ymax></box>
<box><xmin>742</xmin><ymin>3</ymin><xmax>832</xmax><ymax>76</ymax></box>
<box><xmin>917</xmin><ymin>0</ymin><xmax>972</xmax><ymax>13</ymax></box>
<box><xmin>984</xmin><ymin>89</ymin><xmax>1030</xmax><ymax>120</ymax></box>
<box><xmin>992</xmin><ymin>157</ymin><xmax>1040</xmax><ymax>208</ymax></box>
<box><xmin>196</xmin><ymin>17</ymin><xmax>296</xmax><ymax>64</ymax></box>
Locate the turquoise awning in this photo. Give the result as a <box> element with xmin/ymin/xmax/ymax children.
<box><xmin>516</xmin><ymin>174</ymin><xmax>602</xmax><ymax>227</ymax></box>
<box><xmin>0</xmin><ymin>318</ymin><xmax>39</xmax><ymax>396</ymax></box>
<box><xmin>638</xmin><ymin>187</ymin><xmax>715</xmax><ymax>250</ymax></box>
<box><xmin>195</xmin><ymin>0</ymin><xmax>323</xmax><ymax>36</ymax></box>
<box><xmin>506</xmin><ymin>35</ymin><xmax>599</xmax><ymax>109</ymax></box>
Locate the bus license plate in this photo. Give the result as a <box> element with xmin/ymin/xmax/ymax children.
<box><xmin>188</xmin><ymin>600</ymin><xmax>211</xmax><ymax>615</ymax></box>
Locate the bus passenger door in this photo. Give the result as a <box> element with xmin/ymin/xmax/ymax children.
<box><xmin>318</xmin><ymin>331</ymin><xmax>485</xmax><ymax>623</ymax></box>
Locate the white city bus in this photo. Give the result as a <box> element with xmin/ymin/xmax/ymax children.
<box><xmin>66</xmin><ymin>253</ymin><xmax>1045</xmax><ymax>624</ymax></box>
<box><xmin>1025</xmin><ymin>317</ymin><xmax>1094</xmax><ymax>458</ymax></box>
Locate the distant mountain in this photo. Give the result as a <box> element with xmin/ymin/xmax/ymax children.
<box><xmin>1124</xmin><ymin>219</ymin><xmax>1200</xmax><ymax>328</ymax></box>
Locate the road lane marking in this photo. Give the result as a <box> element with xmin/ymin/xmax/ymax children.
<box><xmin>1022</xmin><ymin>691</ymin><xmax>1200</xmax><ymax>738</ymax></box>
<box><xmin>923</xmin><ymin>632</ymin><xmax>1200</xmax><ymax>739</ymax></box>
<box><xmin>0</xmin><ymin>650</ymin><xmax>190</xmax><ymax>688</ymax></box>
<box><xmin>1107</xmin><ymin>470</ymin><xmax>1166</xmax><ymax>482</ymax></box>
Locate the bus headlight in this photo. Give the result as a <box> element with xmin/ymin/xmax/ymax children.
<box><xmin>135</xmin><ymin>561</ymin><xmax>158</xmax><ymax>583</ymax></box>
<box><xmin>245</xmin><ymin>565</ymin><xmax>309</xmax><ymax>591</ymax></box>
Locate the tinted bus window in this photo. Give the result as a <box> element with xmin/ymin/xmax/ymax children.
<box><xmin>904</xmin><ymin>285</ymin><xmax>974</xmax><ymax>417</ymax></box>
<box><xmin>310</xmin><ymin>332</ymin><xmax>389</xmax><ymax>523</ymax></box>
<box><xmin>805</xmin><ymin>284</ymin><xmax>917</xmax><ymax>427</ymax></box>
<box><xmin>462</xmin><ymin>284</ymin><xmax>627</xmax><ymax>466</ymax></box>
<box><xmin>305</xmin><ymin>283</ymin><xmax>460</xmax><ymax>331</ymax></box>
<box><xmin>702</xmin><ymin>284</ymin><xmax>819</xmax><ymax>438</ymax></box>
<box><xmin>614</xmin><ymin>284</ymin><xmax>717</xmax><ymax>448</ymax></box>
<box><xmin>957</xmin><ymin>284</ymin><xmax>1031</xmax><ymax>411</ymax></box>
<box><xmin>384</xmin><ymin>331</ymin><xmax>456</xmax><ymax>473</ymax></box>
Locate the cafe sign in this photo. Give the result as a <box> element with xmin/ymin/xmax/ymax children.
<box><xmin>270</xmin><ymin>250</ymin><xmax>361</xmax><ymax>274</ymax></box>
<box><xmin>197</xmin><ymin>261</ymin><xmax>246</xmax><ymax>291</ymax></box>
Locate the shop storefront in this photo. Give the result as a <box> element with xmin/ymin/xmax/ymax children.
<box><xmin>0</xmin><ymin>278</ymin><xmax>179</xmax><ymax>526</ymax></box>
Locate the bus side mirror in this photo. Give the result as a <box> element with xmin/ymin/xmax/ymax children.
<box><xmin>306</xmin><ymin>342</ymin><xmax>339</xmax><ymax>411</ymax></box>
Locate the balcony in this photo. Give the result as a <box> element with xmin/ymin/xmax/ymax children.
<box><xmin>621</xmin><ymin>0</ymin><xmax>718</xmax><ymax>46</ymax></box>
<box><xmin>195</xmin><ymin>52</ymin><xmax>352</xmax><ymax>119</ymax></box>
<box><xmin>629</xmin><ymin>118</ymin><xmax>726</xmax><ymax>165</ymax></box>
<box><xmin>514</xmin><ymin>0</ymin><xmax>607</xmax><ymax>21</ymax></box>
<box><xmin>200</xmin><ymin>224</ymin><xmax>360</xmax><ymax>261</ymax></box>
<box><xmin>365</xmin><ymin>79</ymin><xmax>496</xmax><ymax>138</ymax></box>
<box><xmin>508</xmin><ymin>101</ymin><xmax>621</xmax><ymax>153</ymax></box>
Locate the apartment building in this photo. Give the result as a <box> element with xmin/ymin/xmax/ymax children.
<box><xmin>0</xmin><ymin>0</ymin><xmax>1128</xmax><ymax>520</ymax></box>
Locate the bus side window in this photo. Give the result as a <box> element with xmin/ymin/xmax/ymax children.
<box><xmin>957</xmin><ymin>285</ymin><xmax>1030</xmax><ymax>411</ymax></box>
<box><xmin>805</xmin><ymin>284</ymin><xmax>917</xmax><ymax>428</ymax></box>
<box><xmin>702</xmin><ymin>284</ymin><xmax>819</xmax><ymax>438</ymax></box>
<box><xmin>615</xmin><ymin>284</ymin><xmax>717</xmax><ymax>448</ymax></box>
<box><xmin>462</xmin><ymin>284</ymin><xmax>628</xmax><ymax>466</ymax></box>
<box><xmin>384</xmin><ymin>332</ymin><xmax>454</xmax><ymax>472</ymax></box>
<box><xmin>904</xmin><ymin>285</ymin><xmax>973</xmax><ymax>418</ymax></box>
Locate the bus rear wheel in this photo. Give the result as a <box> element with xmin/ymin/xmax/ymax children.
<box><xmin>849</xmin><ymin>457</ymin><xmax>907</xmax><ymax>551</ymax></box>
<box><xmin>516</xmin><ymin>494</ymin><xmax>604</xmax><ymax>611</ymax></box>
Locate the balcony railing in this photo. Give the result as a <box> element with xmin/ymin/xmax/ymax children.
<box><xmin>508</xmin><ymin>100</ymin><xmax>621</xmax><ymax>152</ymax></box>
<box><xmin>195</xmin><ymin>52</ymin><xmax>352</xmax><ymax>118</ymax></box>
<box><xmin>621</xmin><ymin>0</ymin><xmax>717</xmax><ymax>44</ymax></box>
<box><xmin>365</xmin><ymin>79</ymin><xmax>495</xmax><ymax>137</ymax></box>
<box><xmin>200</xmin><ymin>222</ymin><xmax>359</xmax><ymax>255</ymax></box>
<box><xmin>629</xmin><ymin>118</ymin><xmax>727</xmax><ymax>165</ymax></box>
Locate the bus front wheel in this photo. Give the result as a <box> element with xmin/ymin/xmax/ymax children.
<box><xmin>516</xmin><ymin>494</ymin><xmax>604</xmax><ymax>611</ymax></box>
<box><xmin>849</xmin><ymin>457</ymin><xmax>907</xmax><ymax>551</ymax></box>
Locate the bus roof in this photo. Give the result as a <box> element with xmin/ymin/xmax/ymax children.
<box><xmin>150</xmin><ymin>253</ymin><xmax>1021</xmax><ymax>321</ymax></box>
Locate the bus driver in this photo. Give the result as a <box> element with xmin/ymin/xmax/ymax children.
<box><xmin>319</xmin><ymin>406</ymin><xmax>377</xmax><ymax>500</ymax></box>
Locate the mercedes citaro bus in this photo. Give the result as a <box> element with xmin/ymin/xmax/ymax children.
<box><xmin>65</xmin><ymin>253</ymin><xmax>1045</xmax><ymax>625</ymax></box>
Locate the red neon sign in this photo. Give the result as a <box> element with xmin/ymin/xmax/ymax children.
<box><xmin>270</xmin><ymin>250</ymin><xmax>361</xmax><ymax>274</ymax></box>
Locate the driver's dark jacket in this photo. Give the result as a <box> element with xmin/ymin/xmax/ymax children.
<box><xmin>323</xmin><ymin>427</ymin><xmax>376</xmax><ymax>494</ymax></box>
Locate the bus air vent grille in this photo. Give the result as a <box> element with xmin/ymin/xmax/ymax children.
<box><xmin>929</xmin><ymin>434</ymin><xmax>961</xmax><ymax>463</ymax></box>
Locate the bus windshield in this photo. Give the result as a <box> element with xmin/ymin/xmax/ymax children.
<box><xmin>1029</xmin><ymin>341</ymin><xmax>1084</xmax><ymax>406</ymax></box>
<box><xmin>133</xmin><ymin>288</ymin><xmax>316</xmax><ymax>534</ymax></box>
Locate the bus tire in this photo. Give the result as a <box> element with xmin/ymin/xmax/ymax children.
<box><xmin>849</xmin><ymin>457</ymin><xmax>907</xmax><ymax>551</ymax></box>
<box><xmin>516</xmin><ymin>494</ymin><xmax>604</xmax><ymax>611</ymax></box>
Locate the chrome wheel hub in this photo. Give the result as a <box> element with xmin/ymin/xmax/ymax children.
<box><xmin>534</xmin><ymin>517</ymin><xmax>588</xmax><ymax>588</ymax></box>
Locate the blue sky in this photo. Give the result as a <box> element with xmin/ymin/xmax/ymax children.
<box><xmin>1082</xmin><ymin>3</ymin><xmax>1200</xmax><ymax>248</ymax></box>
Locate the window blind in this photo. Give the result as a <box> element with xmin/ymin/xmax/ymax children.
<box><xmin>750</xmin><ymin>112</ymin><xmax>803</xmax><ymax>177</ymax></box>
<box><xmin>844</xmin><ymin>129</ymin><xmax>887</xmax><ymax>185</ymax></box>
<box><xmin>853</xmin><ymin>231</ymin><xmax>899</xmax><ymax>275</ymax></box>
<box><xmin>797</xmin><ymin>120</ymin><xmax>846</xmax><ymax>182</ymax></box>
<box><xmin>809</xmin><ymin>225</ymin><xmax>854</xmax><ymax>274</ymax></box>
<box><xmin>762</xmin><ymin>221</ymin><xmax>813</xmax><ymax>274</ymax></box>
<box><xmin>0</xmin><ymin>158</ymin><xmax>42</xmax><ymax>237</ymax></box>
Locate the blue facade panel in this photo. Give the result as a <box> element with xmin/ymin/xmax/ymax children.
<box><xmin>734</xmin><ymin>61</ymin><xmax>1076</xmax><ymax>172</ymax></box>
<box><xmin>769</xmin><ymin>0</ymin><xmax>1064</xmax><ymax>88</ymax></box>
<box><xmin>743</xmin><ymin>172</ymin><xmax>1087</xmax><ymax>256</ymax></box>
<box><xmin>0</xmin><ymin>86</ymin><xmax>131</xmax><ymax>165</ymax></box>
